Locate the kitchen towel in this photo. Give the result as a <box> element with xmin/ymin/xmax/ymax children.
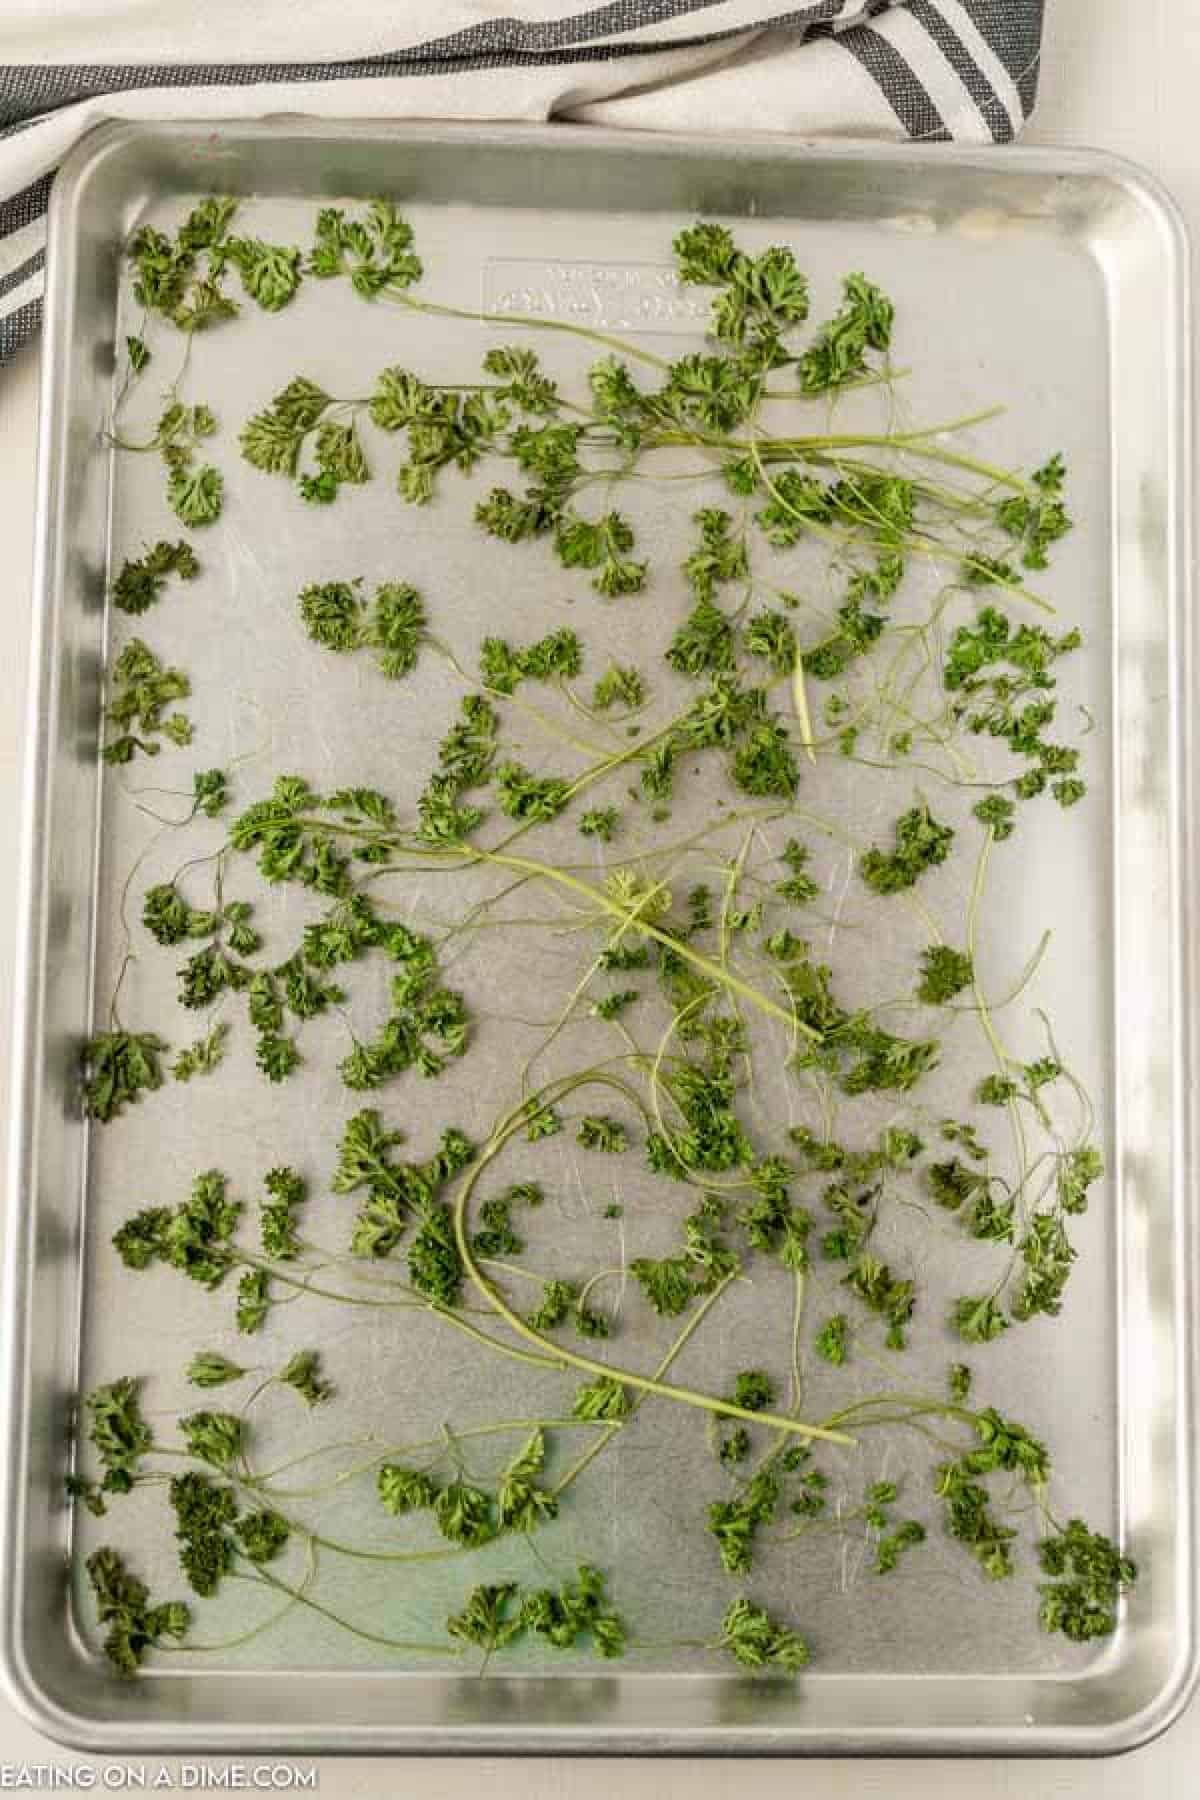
<box><xmin>0</xmin><ymin>0</ymin><xmax>1044</xmax><ymax>364</ymax></box>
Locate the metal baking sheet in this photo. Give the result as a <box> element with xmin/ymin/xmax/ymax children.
<box><xmin>0</xmin><ymin>120</ymin><xmax>1194</xmax><ymax>1755</ymax></box>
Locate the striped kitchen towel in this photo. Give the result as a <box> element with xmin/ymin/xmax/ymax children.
<box><xmin>0</xmin><ymin>0</ymin><xmax>1044</xmax><ymax>366</ymax></box>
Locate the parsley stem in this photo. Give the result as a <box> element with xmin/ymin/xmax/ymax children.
<box><xmin>168</xmin><ymin>1596</ymin><xmax>301</xmax><ymax>1655</ymax></box>
<box><xmin>245</xmin><ymin>1559</ymin><xmax>456</xmax><ymax>1655</ymax></box>
<box><xmin>233</xmin><ymin>1251</ymin><xmax>563</xmax><ymax>1372</ymax></box>
<box><xmin>430</xmin><ymin>636</ymin><xmax>616</xmax><ymax>760</ymax></box>
<box><xmin>388</xmin><ymin>290</ymin><xmax>671</xmax><ymax>371</ymax></box>
<box><xmin>551</xmin><ymin>1274</ymin><xmax>737</xmax><ymax>1500</ymax></box>
<box><xmin>788</xmin><ymin>1267</ymin><xmax>807</xmax><ymax>1414</ymax></box>
<box><xmin>451</xmin><ymin>1082</ymin><xmax>853</xmax><ymax>1446</ymax></box>
<box><xmin>648</xmin><ymin>416</ymin><xmax>1023</xmax><ymax>491</ymax></box>
<box><xmin>966</xmin><ymin>828</ymin><xmax>1033</xmax><ymax>1221</ymax></box>
<box><xmin>459</xmin><ymin>845</ymin><xmax>822</xmax><ymax>1040</ymax></box>
<box><xmin>170</xmin><ymin>1545</ymin><xmax>317</xmax><ymax>1656</ymax></box>
<box><xmin>257</xmin><ymin>1418</ymin><xmax>612</xmax><ymax>1498</ymax></box>
<box><xmin>304</xmin><ymin>1533</ymin><xmax>466</xmax><ymax>1566</ymax></box>
<box><xmin>791</xmin><ymin>655</ymin><xmax>817</xmax><ymax>764</ymax></box>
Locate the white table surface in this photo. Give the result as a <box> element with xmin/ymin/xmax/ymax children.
<box><xmin>0</xmin><ymin>2</ymin><xmax>1195</xmax><ymax>1791</ymax></box>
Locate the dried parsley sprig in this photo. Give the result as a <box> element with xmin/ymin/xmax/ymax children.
<box><xmin>79</xmin><ymin>200</ymin><xmax>1126</xmax><ymax>1683</ymax></box>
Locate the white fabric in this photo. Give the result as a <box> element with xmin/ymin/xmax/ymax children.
<box><xmin>0</xmin><ymin>1</ymin><xmax>805</xmax><ymax>63</ymax></box>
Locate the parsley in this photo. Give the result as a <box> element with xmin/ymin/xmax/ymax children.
<box><xmin>82</xmin><ymin>1030</ymin><xmax>167</xmax><ymax>1121</ymax></box>
<box><xmin>143</xmin><ymin>883</ymin><xmax>219</xmax><ymax>946</ymax></box>
<box><xmin>554</xmin><ymin>510</ymin><xmax>646</xmax><ymax>596</ymax></box>
<box><xmin>481</xmin><ymin>628</ymin><xmax>581</xmax><ymax>694</ymax></box>
<box><xmin>1038</xmin><ymin>1519</ymin><xmax>1136</xmax><ymax>1641</ymax></box>
<box><xmin>973</xmin><ymin>794</ymin><xmax>1016</xmax><ymax>839</ymax></box>
<box><xmin>446</xmin><ymin>1583</ymin><xmax>523</xmax><ymax>1654</ymax></box>
<box><xmin>1010</xmin><ymin>1211</ymin><xmax>1075</xmax><ymax>1320</ymax></box>
<box><xmin>916</xmin><ymin>946</ymin><xmax>973</xmax><ymax>1004</ymax></box>
<box><xmin>525</xmin><ymin>1104</ymin><xmax>563</xmax><ymax>1141</ymax></box>
<box><xmin>745</xmin><ymin>608</ymin><xmax>797</xmax><ymax>675</ymax></box>
<box><xmin>952</xmin><ymin>1294</ymin><xmax>1010</xmax><ymax>1344</ymax></box>
<box><xmin>978</xmin><ymin>1074</ymin><xmax>1019</xmax><ymax>1105</ymax></box>
<box><xmin>86</xmin><ymin>1548</ymin><xmax>189</xmax><ymax>1675</ymax></box>
<box><xmin>192</xmin><ymin>768</ymin><xmax>229</xmax><ymax>816</ymax></box>
<box><xmin>117</xmin><ymin>398</ymin><xmax>222</xmax><ymax>527</ymax></box>
<box><xmin>935</xmin><ymin>1460</ymin><xmax>1016</xmax><ymax>1581</ymax></box>
<box><xmin>171</xmin><ymin>1023</ymin><xmax>229</xmax><ymax>1082</ymax></box>
<box><xmin>170</xmin><ymin>1471</ymin><xmax>236</xmax><ymax>1595</ymax></box>
<box><xmin>719</xmin><ymin>1428</ymin><xmax>751</xmax><ymax>1466</ymax></box>
<box><xmin>845</xmin><ymin>1255</ymin><xmax>915</xmax><ymax>1350</ymax></box>
<box><xmin>279</xmin><ymin>1349</ymin><xmax>333</xmax><ymax>1406</ymax></box>
<box><xmin>299</xmin><ymin>579</ymin><xmax>426</xmax><ymax>679</ymax></box>
<box><xmin>483</xmin><ymin>345</ymin><xmax>560</xmax><ymax>415</ymax></box>
<box><xmin>87</xmin><ymin>205</ymin><xmax>1121</xmax><ymax>1675</ymax></box>
<box><xmin>449</xmin><ymin>1565</ymin><xmax>625</xmax><ymax>1661</ymax></box>
<box><xmin>103</xmin><ymin>638</ymin><xmax>192</xmax><ymax>763</ymax></box>
<box><xmin>683</xmin><ymin>508</ymin><xmax>748</xmax><ymax>601</ymax></box>
<box><xmin>708</xmin><ymin>1470</ymin><xmax>778</xmax><ymax>1574</ymax></box>
<box><xmin>580</xmin><ymin>806</ymin><xmax>620</xmax><ymax>842</ymax></box>
<box><xmin>225</xmin><ymin>237</ymin><xmax>302</xmax><ymax>312</ymax></box>
<box><xmin>82</xmin><ymin>1378</ymin><xmax>153</xmax><ymax>1496</ymax></box>
<box><xmin>260</xmin><ymin>1166</ymin><xmax>306</xmax><ymax>1260</ymax></box>
<box><xmin>111</xmin><ymin>540</ymin><xmax>199</xmax><ymax>614</ymax></box>
<box><xmin>629</xmin><ymin>1256</ymin><xmax>694</xmax><ymax>1318</ymax></box>
<box><xmin>236</xmin><ymin>1509</ymin><xmax>291</xmax><ymax>1565</ymax></box>
<box><xmin>333</xmin><ymin>1111</ymin><xmax>473</xmax><ymax>1260</ymax></box>
<box><xmin>1058</xmin><ymin>1145</ymin><xmax>1103</xmax><ymax>1212</ymax></box>
<box><xmin>592</xmin><ymin>987</ymin><xmax>637</xmax><ymax>1020</ymax></box>
<box><xmin>378</xmin><ymin>1466</ymin><xmax>439</xmax><ymax>1515</ymax></box>
<box><xmin>186</xmin><ymin>1353</ymin><xmax>245</xmax><ymax>1390</ymax></box>
<box><xmin>997</xmin><ymin>455</ymin><xmax>1072</xmax><ymax>571</ymax></box>
<box><xmin>860</xmin><ymin>805</ymin><xmax>954</xmax><ymax>895</ymax></box>
<box><xmin>413</xmin><ymin>694</ymin><xmax>498</xmax><ymax>844</ymax></box>
<box><xmin>775</xmin><ymin>838</ymin><xmax>819</xmax><ymax>904</ymax></box>
<box><xmin>529</xmin><ymin>1279</ymin><xmax>578</xmax><ymax>1331</ymax></box>
<box><xmin>473</xmin><ymin>1182</ymin><xmax>542</xmax><ymax>1259</ymax></box>
<box><xmin>815</xmin><ymin>1313</ymin><xmax>849</xmax><ymax>1365</ymax></box>
<box><xmin>128</xmin><ymin>201</ymin><xmax>238</xmax><ymax>326</ymax></box>
<box><xmin>717</xmin><ymin>1597</ymin><xmax>808</xmax><ymax>1672</ymax></box>
<box><xmin>731</xmin><ymin>720</ymin><xmax>799</xmax><ymax>797</ymax></box>
<box><xmin>496</xmin><ymin>1429</ymin><xmax>558</xmax><ymax>1534</ymax></box>
<box><xmin>129</xmin><ymin>198</ymin><xmax>302</xmax><ymax>331</ymax></box>
<box><xmin>876</xmin><ymin>1520</ymin><xmax>926</xmax><ymax>1575</ymax></box>
<box><xmin>434</xmin><ymin>1480</ymin><xmax>495</xmax><ymax>1548</ymax></box>
<box><xmin>731</xmin><ymin>1370</ymin><xmax>774</xmax><ymax>1413</ymax></box>
<box><xmin>798</xmin><ymin>272</ymin><xmax>894</xmax><ymax>393</ymax></box>
<box><xmin>179</xmin><ymin>1410</ymin><xmax>243</xmax><ymax>1469</ymax></box>
<box><xmin>494</xmin><ymin>762</ymin><xmax>570</xmax><ymax>823</ymax></box>
<box><xmin>237</xmin><ymin>1269</ymin><xmax>271</xmax><ymax>1334</ymax></box>
<box><xmin>667</xmin><ymin>596</ymin><xmax>735</xmax><ymax>678</ymax></box>
<box><xmin>572</xmin><ymin>1377</ymin><xmax>630</xmax><ymax>1422</ymax></box>
<box><xmin>791</xmin><ymin>1468</ymin><xmax>829</xmax><ymax>1518</ymax></box>
<box><xmin>942</xmin><ymin>1119</ymin><xmax>987</xmax><ymax>1160</ymax></box>
<box><xmin>113</xmin><ymin>1169</ymin><xmax>239</xmax><ymax>1288</ymax></box>
<box><xmin>408</xmin><ymin>1199</ymin><xmax>464</xmax><ymax>1307</ymax></box>
<box><xmin>241</xmin><ymin>377</ymin><xmax>337</xmax><ymax>485</ymax></box>
<box><xmin>593</xmin><ymin>664</ymin><xmax>645</xmax><ymax>711</ymax></box>
<box><xmin>308</xmin><ymin>200</ymin><xmax>422</xmax><ymax>297</ymax></box>
<box><xmin>576</xmin><ymin>1115</ymin><xmax>627</xmax><ymax>1153</ymax></box>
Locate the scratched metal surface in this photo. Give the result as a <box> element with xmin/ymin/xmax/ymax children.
<box><xmin>0</xmin><ymin>122</ymin><xmax>1193</xmax><ymax>1754</ymax></box>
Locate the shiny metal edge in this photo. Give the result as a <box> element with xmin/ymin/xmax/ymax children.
<box><xmin>0</xmin><ymin>118</ymin><xmax>1194</xmax><ymax>1757</ymax></box>
<box><xmin>0</xmin><ymin>107</ymin><xmax>80</xmax><ymax>1757</ymax></box>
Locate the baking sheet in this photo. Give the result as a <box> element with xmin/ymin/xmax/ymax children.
<box><xmin>0</xmin><ymin>121</ymin><xmax>1193</xmax><ymax>1754</ymax></box>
